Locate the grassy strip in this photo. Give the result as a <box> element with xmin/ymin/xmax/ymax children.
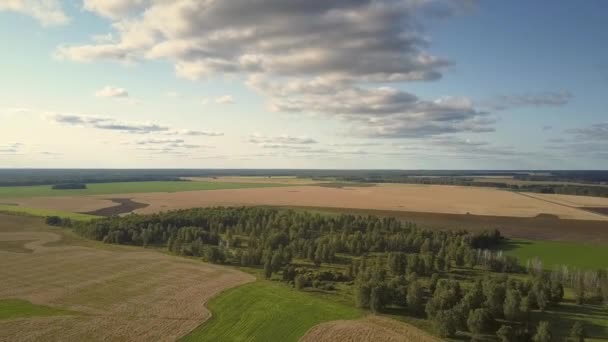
<box><xmin>501</xmin><ymin>238</ymin><xmax>608</xmax><ymax>270</ymax></box>
<box><xmin>0</xmin><ymin>299</ymin><xmax>77</xmax><ymax>320</ymax></box>
<box><xmin>181</xmin><ymin>280</ymin><xmax>363</xmax><ymax>342</ymax></box>
<box><xmin>0</xmin><ymin>205</ymin><xmax>98</xmax><ymax>221</ymax></box>
<box><xmin>0</xmin><ymin>181</ymin><xmax>287</xmax><ymax>198</ymax></box>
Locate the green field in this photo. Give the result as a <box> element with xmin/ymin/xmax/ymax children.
<box><xmin>182</xmin><ymin>280</ymin><xmax>363</xmax><ymax>342</ymax></box>
<box><xmin>0</xmin><ymin>299</ymin><xmax>76</xmax><ymax>320</ymax></box>
<box><xmin>0</xmin><ymin>205</ymin><xmax>98</xmax><ymax>221</ymax></box>
<box><xmin>502</xmin><ymin>239</ymin><xmax>608</xmax><ymax>270</ymax></box>
<box><xmin>0</xmin><ymin>181</ymin><xmax>285</xmax><ymax>198</ymax></box>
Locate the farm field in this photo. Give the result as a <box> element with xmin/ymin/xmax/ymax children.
<box><xmin>182</xmin><ymin>280</ymin><xmax>364</xmax><ymax>342</ymax></box>
<box><xmin>502</xmin><ymin>239</ymin><xmax>608</xmax><ymax>270</ymax></box>
<box><xmin>472</xmin><ymin>176</ymin><xmax>608</xmax><ymax>188</ymax></box>
<box><xmin>90</xmin><ymin>184</ymin><xmax>608</xmax><ymax>221</ymax></box>
<box><xmin>0</xmin><ymin>180</ymin><xmax>285</xmax><ymax>198</ymax></box>
<box><xmin>0</xmin><ymin>214</ymin><xmax>254</xmax><ymax>342</ymax></box>
<box><xmin>301</xmin><ymin>315</ymin><xmax>441</xmax><ymax>342</ymax></box>
<box><xmin>0</xmin><ymin>204</ymin><xmax>98</xmax><ymax>221</ymax></box>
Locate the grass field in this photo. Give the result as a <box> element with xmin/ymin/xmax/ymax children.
<box><xmin>0</xmin><ymin>204</ymin><xmax>98</xmax><ymax>221</ymax></box>
<box><xmin>0</xmin><ymin>299</ymin><xmax>76</xmax><ymax>320</ymax></box>
<box><xmin>502</xmin><ymin>239</ymin><xmax>608</xmax><ymax>270</ymax></box>
<box><xmin>0</xmin><ymin>181</ymin><xmax>285</xmax><ymax>198</ymax></box>
<box><xmin>182</xmin><ymin>280</ymin><xmax>363</xmax><ymax>342</ymax></box>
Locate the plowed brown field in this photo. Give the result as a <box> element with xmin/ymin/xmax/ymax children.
<box><xmin>300</xmin><ymin>315</ymin><xmax>440</xmax><ymax>342</ymax></box>
<box><xmin>0</xmin><ymin>214</ymin><xmax>254</xmax><ymax>342</ymax></box>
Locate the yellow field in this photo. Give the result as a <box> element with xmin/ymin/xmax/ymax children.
<box><xmin>301</xmin><ymin>315</ymin><xmax>440</xmax><ymax>342</ymax></box>
<box><xmin>0</xmin><ymin>214</ymin><xmax>254</xmax><ymax>342</ymax></box>
<box><xmin>4</xmin><ymin>183</ymin><xmax>608</xmax><ymax>221</ymax></box>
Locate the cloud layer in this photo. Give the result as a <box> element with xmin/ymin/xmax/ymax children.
<box><xmin>54</xmin><ymin>0</ymin><xmax>490</xmax><ymax>138</ymax></box>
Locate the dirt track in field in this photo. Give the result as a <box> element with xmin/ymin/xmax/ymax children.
<box><xmin>0</xmin><ymin>214</ymin><xmax>254</xmax><ymax>342</ymax></box>
<box><xmin>300</xmin><ymin>315</ymin><xmax>440</xmax><ymax>342</ymax></box>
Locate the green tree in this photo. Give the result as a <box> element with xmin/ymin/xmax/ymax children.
<box><xmin>355</xmin><ymin>282</ymin><xmax>371</xmax><ymax>309</ymax></box>
<box><xmin>533</xmin><ymin>321</ymin><xmax>552</xmax><ymax>342</ymax></box>
<box><xmin>496</xmin><ymin>324</ymin><xmax>514</xmax><ymax>342</ymax></box>
<box><xmin>435</xmin><ymin>309</ymin><xmax>457</xmax><ymax>337</ymax></box>
<box><xmin>467</xmin><ymin>308</ymin><xmax>492</xmax><ymax>335</ymax></box>
<box><xmin>406</xmin><ymin>281</ymin><xmax>424</xmax><ymax>315</ymax></box>
<box><xmin>370</xmin><ymin>285</ymin><xmax>384</xmax><ymax>313</ymax></box>
<box><xmin>294</xmin><ymin>274</ymin><xmax>307</xmax><ymax>290</ymax></box>
<box><xmin>504</xmin><ymin>289</ymin><xmax>523</xmax><ymax>321</ymax></box>
<box><xmin>569</xmin><ymin>321</ymin><xmax>586</xmax><ymax>342</ymax></box>
<box><xmin>263</xmin><ymin>258</ymin><xmax>272</xmax><ymax>279</ymax></box>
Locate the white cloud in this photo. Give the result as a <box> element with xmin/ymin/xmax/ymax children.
<box><xmin>0</xmin><ymin>142</ymin><xmax>23</xmax><ymax>154</ymax></box>
<box><xmin>215</xmin><ymin>95</ymin><xmax>235</xmax><ymax>104</ymax></box>
<box><xmin>83</xmin><ymin>0</ymin><xmax>146</xmax><ymax>19</ymax></box>
<box><xmin>95</xmin><ymin>86</ymin><xmax>129</xmax><ymax>98</ymax></box>
<box><xmin>0</xmin><ymin>0</ymin><xmax>68</xmax><ymax>26</ymax></box>
<box><xmin>54</xmin><ymin>1</ymin><xmax>490</xmax><ymax>139</ymax></box>
<box><xmin>249</xmin><ymin>134</ymin><xmax>317</xmax><ymax>145</ymax></box>
<box><xmin>45</xmin><ymin>112</ymin><xmax>169</xmax><ymax>134</ymax></box>
<box><xmin>166</xmin><ymin>129</ymin><xmax>224</xmax><ymax>137</ymax></box>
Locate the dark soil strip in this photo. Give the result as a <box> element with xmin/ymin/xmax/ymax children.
<box><xmin>581</xmin><ymin>207</ymin><xmax>608</xmax><ymax>216</ymax></box>
<box><xmin>82</xmin><ymin>198</ymin><xmax>149</xmax><ymax>216</ymax></box>
<box><xmin>279</xmin><ymin>205</ymin><xmax>608</xmax><ymax>244</ymax></box>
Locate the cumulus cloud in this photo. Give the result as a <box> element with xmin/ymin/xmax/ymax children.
<box><xmin>65</xmin><ymin>0</ymin><xmax>457</xmax><ymax>81</ymax></box>
<box><xmin>484</xmin><ymin>91</ymin><xmax>573</xmax><ymax>111</ymax></box>
<box><xmin>95</xmin><ymin>86</ymin><xmax>129</xmax><ymax>98</ymax></box>
<box><xmin>45</xmin><ymin>112</ymin><xmax>169</xmax><ymax>134</ymax></box>
<box><xmin>250</xmin><ymin>75</ymin><xmax>492</xmax><ymax>138</ymax></box>
<box><xmin>0</xmin><ymin>0</ymin><xmax>68</xmax><ymax>26</ymax></box>
<box><xmin>56</xmin><ymin>0</ymin><xmax>488</xmax><ymax>138</ymax></box>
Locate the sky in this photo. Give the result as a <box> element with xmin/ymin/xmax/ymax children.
<box><xmin>0</xmin><ymin>0</ymin><xmax>606</xmax><ymax>169</ymax></box>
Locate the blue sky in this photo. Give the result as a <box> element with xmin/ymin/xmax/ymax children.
<box><xmin>0</xmin><ymin>0</ymin><xmax>606</xmax><ymax>169</ymax></box>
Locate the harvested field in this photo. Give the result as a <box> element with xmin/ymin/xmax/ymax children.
<box><xmin>292</xmin><ymin>206</ymin><xmax>608</xmax><ymax>244</ymax></box>
<box><xmin>82</xmin><ymin>198</ymin><xmax>149</xmax><ymax>216</ymax></box>
<box><xmin>0</xmin><ymin>214</ymin><xmax>254</xmax><ymax>342</ymax></box>
<box><xmin>126</xmin><ymin>184</ymin><xmax>607</xmax><ymax>221</ymax></box>
<box><xmin>7</xmin><ymin>184</ymin><xmax>607</xmax><ymax>221</ymax></box>
<box><xmin>523</xmin><ymin>192</ymin><xmax>608</xmax><ymax>207</ymax></box>
<box><xmin>300</xmin><ymin>316</ymin><xmax>440</xmax><ymax>342</ymax></box>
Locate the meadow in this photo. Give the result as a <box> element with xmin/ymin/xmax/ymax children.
<box><xmin>182</xmin><ymin>280</ymin><xmax>363</xmax><ymax>342</ymax></box>
<box><xmin>0</xmin><ymin>204</ymin><xmax>98</xmax><ymax>221</ymax></box>
<box><xmin>0</xmin><ymin>180</ymin><xmax>285</xmax><ymax>198</ymax></box>
<box><xmin>502</xmin><ymin>239</ymin><xmax>608</xmax><ymax>270</ymax></box>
